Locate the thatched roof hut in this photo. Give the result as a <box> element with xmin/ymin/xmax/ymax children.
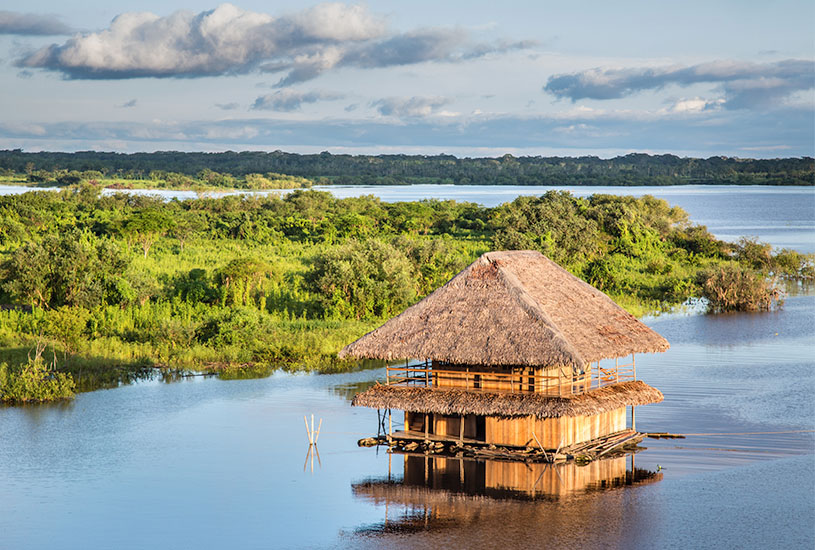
<box><xmin>340</xmin><ymin>250</ymin><xmax>669</xmax><ymax>368</ymax></box>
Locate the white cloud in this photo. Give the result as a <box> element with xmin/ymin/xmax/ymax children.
<box><xmin>665</xmin><ymin>97</ymin><xmax>725</xmax><ymax>114</ymax></box>
<box><xmin>544</xmin><ymin>59</ymin><xmax>815</xmax><ymax>110</ymax></box>
<box><xmin>17</xmin><ymin>3</ymin><xmax>531</xmax><ymax>83</ymax></box>
<box><xmin>372</xmin><ymin>96</ymin><xmax>453</xmax><ymax>118</ymax></box>
<box><xmin>252</xmin><ymin>89</ymin><xmax>344</xmax><ymax>111</ymax></box>
<box><xmin>0</xmin><ymin>10</ymin><xmax>72</xmax><ymax>35</ymax></box>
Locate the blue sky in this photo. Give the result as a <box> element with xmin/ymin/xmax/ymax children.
<box><xmin>1</xmin><ymin>1</ymin><xmax>813</xmax><ymax>157</ymax></box>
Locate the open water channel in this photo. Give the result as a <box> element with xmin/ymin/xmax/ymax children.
<box><xmin>0</xmin><ymin>186</ymin><xmax>813</xmax><ymax>549</ymax></box>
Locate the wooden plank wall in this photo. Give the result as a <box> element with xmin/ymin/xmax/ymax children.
<box><xmin>432</xmin><ymin>362</ymin><xmax>591</xmax><ymax>394</ymax></box>
<box><xmin>487</xmin><ymin>407</ymin><xmax>626</xmax><ymax>448</ymax></box>
<box><xmin>409</xmin><ymin>408</ymin><xmax>626</xmax><ymax>448</ymax></box>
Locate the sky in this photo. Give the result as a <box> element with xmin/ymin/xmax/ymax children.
<box><xmin>0</xmin><ymin>1</ymin><xmax>813</xmax><ymax>158</ymax></box>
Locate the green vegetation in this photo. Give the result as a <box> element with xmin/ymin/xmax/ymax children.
<box><xmin>0</xmin><ymin>164</ymin><xmax>312</xmax><ymax>191</ymax></box>
<box><xmin>0</xmin><ymin>186</ymin><xmax>810</xmax><ymax>402</ymax></box>
<box><xmin>0</xmin><ymin>344</ymin><xmax>75</xmax><ymax>404</ymax></box>
<box><xmin>0</xmin><ymin>149</ymin><xmax>812</xmax><ymax>187</ymax></box>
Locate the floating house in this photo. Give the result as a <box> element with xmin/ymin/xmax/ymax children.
<box><xmin>341</xmin><ymin>250</ymin><xmax>669</xmax><ymax>455</ymax></box>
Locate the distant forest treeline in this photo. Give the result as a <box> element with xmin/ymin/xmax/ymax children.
<box><xmin>1</xmin><ymin>150</ymin><xmax>812</xmax><ymax>186</ymax></box>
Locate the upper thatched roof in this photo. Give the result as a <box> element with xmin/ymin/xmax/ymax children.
<box><xmin>351</xmin><ymin>380</ymin><xmax>663</xmax><ymax>419</ymax></box>
<box><xmin>340</xmin><ymin>250</ymin><xmax>668</xmax><ymax>368</ymax></box>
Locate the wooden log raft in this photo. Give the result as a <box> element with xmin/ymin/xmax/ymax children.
<box><xmin>357</xmin><ymin>429</ymin><xmax>645</xmax><ymax>464</ymax></box>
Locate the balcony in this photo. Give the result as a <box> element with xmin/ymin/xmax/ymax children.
<box><xmin>385</xmin><ymin>357</ymin><xmax>636</xmax><ymax>397</ymax></box>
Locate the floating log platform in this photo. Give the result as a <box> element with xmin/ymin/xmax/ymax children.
<box><xmin>644</xmin><ymin>432</ymin><xmax>686</xmax><ymax>439</ymax></box>
<box><xmin>358</xmin><ymin>429</ymin><xmax>645</xmax><ymax>464</ymax></box>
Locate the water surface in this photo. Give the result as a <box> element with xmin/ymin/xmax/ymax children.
<box><xmin>0</xmin><ymin>289</ymin><xmax>812</xmax><ymax>549</ymax></box>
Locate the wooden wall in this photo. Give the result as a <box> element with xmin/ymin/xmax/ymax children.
<box><xmin>407</xmin><ymin>408</ymin><xmax>626</xmax><ymax>449</ymax></box>
<box><xmin>432</xmin><ymin>361</ymin><xmax>591</xmax><ymax>394</ymax></box>
<box><xmin>406</xmin><ymin>412</ymin><xmax>481</xmax><ymax>440</ymax></box>
<box><xmin>487</xmin><ymin>407</ymin><xmax>626</xmax><ymax>448</ymax></box>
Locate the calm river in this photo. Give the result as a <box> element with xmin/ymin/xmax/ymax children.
<box><xmin>0</xmin><ymin>186</ymin><xmax>813</xmax><ymax>549</ymax></box>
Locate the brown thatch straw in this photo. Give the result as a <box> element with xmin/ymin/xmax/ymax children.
<box><xmin>351</xmin><ymin>380</ymin><xmax>663</xmax><ymax>419</ymax></box>
<box><xmin>339</xmin><ymin>251</ymin><xmax>669</xmax><ymax>368</ymax></box>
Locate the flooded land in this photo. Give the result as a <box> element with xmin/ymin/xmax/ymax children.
<box><xmin>0</xmin><ymin>186</ymin><xmax>813</xmax><ymax>549</ymax></box>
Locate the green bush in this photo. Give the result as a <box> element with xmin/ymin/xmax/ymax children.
<box><xmin>0</xmin><ymin>359</ymin><xmax>75</xmax><ymax>403</ymax></box>
<box><xmin>0</xmin><ymin>229</ymin><xmax>131</xmax><ymax>309</ymax></box>
<box><xmin>698</xmin><ymin>264</ymin><xmax>782</xmax><ymax>312</ymax></box>
<box><xmin>306</xmin><ymin>238</ymin><xmax>417</xmax><ymax>319</ymax></box>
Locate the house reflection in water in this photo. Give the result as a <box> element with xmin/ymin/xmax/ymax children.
<box><xmin>351</xmin><ymin>454</ymin><xmax>662</xmax><ymax>536</ymax></box>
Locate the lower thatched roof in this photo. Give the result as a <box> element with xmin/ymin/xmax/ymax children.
<box><xmin>351</xmin><ymin>381</ymin><xmax>663</xmax><ymax>419</ymax></box>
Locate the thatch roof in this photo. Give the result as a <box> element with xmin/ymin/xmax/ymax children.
<box><xmin>339</xmin><ymin>251</ymin><xmax>669</xmax><ymax>368</ymax></box>
<box><xmin>351</xmin><ymin>380</ymin><xmax>663</xmax><ymax>419</ymax></box>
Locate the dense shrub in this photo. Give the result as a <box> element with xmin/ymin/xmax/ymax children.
<box><xmin>306</xmin><ymin>239</ymin><xmax>416</xmax><ymax>319</ymax></box>
<box><xmin>0</xmin><ymin>359</ymin><xmax>75</xmax><ymax>403</ymax></box>
<box><xmin>491</xmin><ymin>191</ymin><xmax>600</xmax><ymax>267</ymax></box>
<box><xmin>698</xmin><ymin>264</ymin><xmax>782</xmax><ymax>312</ymax></box>
<box><xmin>0</xmin><ymin>229</ymin><xmax>132</xmax><ymax>308</ymax></box>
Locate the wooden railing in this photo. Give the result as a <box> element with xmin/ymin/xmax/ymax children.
<box><xmin>386</xmin><ymin>357</ymin><xmax>636</xmax><ymax>397</ymax></box>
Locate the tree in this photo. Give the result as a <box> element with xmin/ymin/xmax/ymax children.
<box><xmin>0</xmin><ymin>230</ymin><xmax>132</xmax><ymax>309</ymax></box>
<box><xmin>123</xmin><ymin>208</ymin><xmax>175</xmax><ymax>257</ymax></box>
<box><xmin>305</xmin><ymin>239</ymin><xmax>416</xmax><ymax>319</ymax></box>
<box><xmin>216</xmin><ymin>258</ymin><xmax>270</xmax><ymax>307</ymax></box>
<box><xmin>172</xmin><ymin>211</ymin><xmax>208</xmax><ymax>251</ymax></box>
<box><xmin>491</xmin><ymin>191</ymin><xmax>600</xmax><ymax>268</ymax></box>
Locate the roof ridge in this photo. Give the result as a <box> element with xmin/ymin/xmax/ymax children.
<box><xmin>485</xmin><ymin>254</ymin><xmax>585</xmax><ymax>367</ymax></box>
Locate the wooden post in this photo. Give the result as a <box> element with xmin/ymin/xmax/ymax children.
<box><xmin>459</xmin><ymin>415</ymin><xmax>464</xmax><ymax>443</ymax></box>
<box><xmin>388</xmin><ymin>408</ymin><xmax>393</xmax><ymax>443</ymax></box>
<box><xmin>425</xmin><ymin>413</ymin><xmax>430</xmax><ymax>441</ymax></box>
<box><xmin>632</xmin><ymin>405</ymin><xmax>636</xmax><ymax>432</ymax></box>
